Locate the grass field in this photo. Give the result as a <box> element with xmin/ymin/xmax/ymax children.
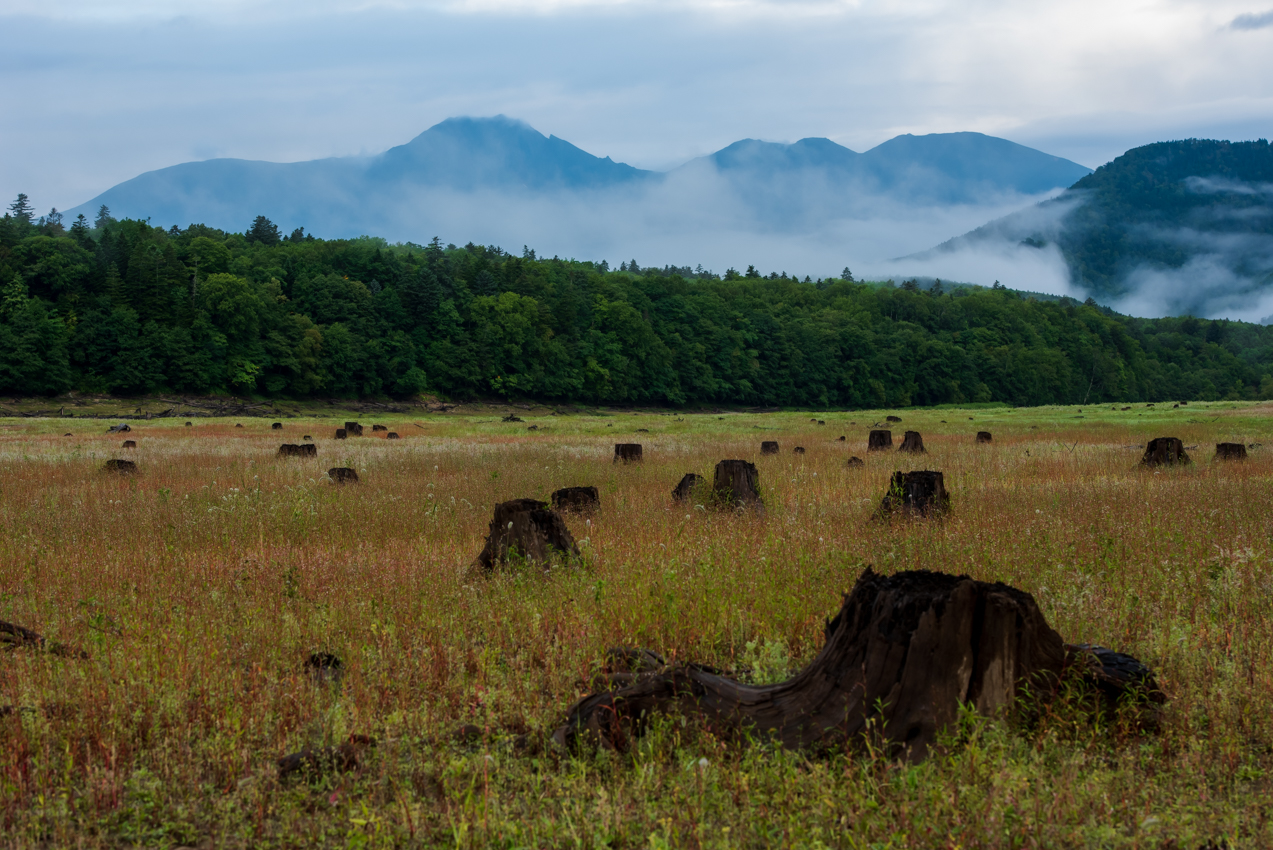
<box><xmin>1</xmin><ymin>402</ymin><xmax>1271</xmax><ymax>848</ymax></box>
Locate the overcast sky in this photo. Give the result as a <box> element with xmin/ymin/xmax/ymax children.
<box><xmin>2</xmin><ymin>0</ymin><xmax>1272</xmax><ymax>216</ymax></box>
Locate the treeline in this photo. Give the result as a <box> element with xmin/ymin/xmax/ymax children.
<box><xmin>2</xmin><ymin>199</ymin><xmax>1272</xmax><ymax>406</ymax></box>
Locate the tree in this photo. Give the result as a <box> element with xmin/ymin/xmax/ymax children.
<box><xmin>94</xmin><ymin>205</ymin><xmax>115</xmax><ymax>230</ymax></box>
<box><xmin>8</xmin><ymin>194</ymin><xmax>34</xmax><ymax>224</ymax></box>
<box><xmin>69</xmin><ymin>214</ymin><xmax>92</xmax><ymax>247</ymax></box>
<box><xmin>745</xmin><ymin>265</ymin><xmax>760</xmax><ymax>278</ymax></box>
<box><xmin>842</xmin><ymin>266</ymin><xmax>854</xmax><ymax>282</ymax></box>
<box><xmin>289</xmin><ymin>227</ymin><xmax>305</xmax><ymax>243</ymax></box>
<box><xmin>247</xmin><ymin>216</ymin><xmax>281</xmax><ymax>246</ymax></box>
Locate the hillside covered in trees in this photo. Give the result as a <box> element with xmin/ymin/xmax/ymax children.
<box><xmin>2</xmin><ymin>200</ymin><xmax>1273</xmax><ymax>407</ymax></box>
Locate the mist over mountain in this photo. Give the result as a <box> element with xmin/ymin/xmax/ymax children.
<box><xmin>911</xmin><ymin>139</ymin><xmax>1273</xmax><ymax>320</ymax></box>
<box><xmin>66</xmin><ymin>116</ymin><xmax>1089</xmax><ymax>276</ymax></box>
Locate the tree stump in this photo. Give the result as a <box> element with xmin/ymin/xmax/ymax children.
<box><xmin>303</xmin><ymin>435</ymin><xmax>313</xmax><ymax>441</ymax></box>
<box><xmin>552</xmin><ymin>486</ymin><xmax>600</xmax><ymax>514</ymax></box>
<box><xmin>898</xmin><ymin>431</ymin><xmax>926</xmax><ymax>454</ymax></box>
<box><xmin>474</xmin><ymin>498</ymin><xmax>580</xmax><ymax>571</ymax></box>
<box><xmin>845</xmin><ymin>456</ymin><xmax>865</xmax><ymax>468</ymax></box>
<box><xmin>671</xmin><ymin>473</ymin><xmax>705</xmax><ymax>502</ymax></box>
<box><xmin>334</xmin><ymin>428</ymin><xmax>347</xmax><ymax>440</ymax></box>
<box><xmin>760</xmin><ymin>441</ymin><xmax>779</xmax><ymax>455</ymax></box>
<box><xmin>102</xmin><ymin>459</ymin><xmax>137</xmax><ymax>475</ymax></box>
<box><xmin>614</xmin><ymin>443</ymin><xmax>643</xmax><ymax>463</ymax></box>
<box><xmin>328</xmin><ymin>467</ymin><xmax>359</xmax><ymax>485</ymax></box>
<box><xmin>868</xmin><ymin>430</ymin><xmax>893</xmax><ymax>451</ymax></box>
<box><xmin>838</xmin><ymin>436</ymin><xmax>846</xmax><ymax>442</ymax></box>
<box><xmin>1140</xmin><ymin>437</ymin><xmax>1190</xmax><ymax>467</ymax></box>
<box><xmin>107</xmin><ymin>423</ymin><xmax>130</xmax><ymax>433</ymax></box>
<box><xmin>344</xmin><ymin>422</ymin><xmax>363</xmax><ymax>436</ymax></box>
<box><xmin>305</xmin><ymin>652</ymin><xmax>343</xmax><ymax>687</ymax></box>
<box><xmin>278</xmin><ymin>734</ymin><xmax>375</xmax><ymax>782</ymax></box>
<box><xmin>793</xmin><ymin>446</ymin><xmax>806</xmax><ymax>455</ymax></box>
<box><xmin>552</xmin><ymin>568</ymin><xmax>1074</xmax><ymax>762</ymax></box>
<box><xmin>976</xmin><ymin>431</ymin><xmax>993</xmax><ymax>444</ymax></box>
<box><xmin>121</xmin><ymin>440</ymin><xmax>136</xmax><ymax>449</ymax></box>
<box><xmin>372</xmin><ymin>424</ymin><xmax>387</xmax><ymax>432</ymax></box>
<box><xmin>1214</xmin><ymin>442</ymin><xmax>1247</xmax><ymax>461</ymax></box>
<box><xmin>885</xmin><ymin>415</ymin><xmax>902</xmax><ymax>423</ymax></box>
<box><xmin>272</xmin><ymin>422</ymin><xmax>283</xmax><ymax>430</ymax></box>
<box><xmin>278</xmin><ymin>443</ymin><xmax>317</xmax><ymax>458</ymax></box>
<box><xmin>876</xmin><ymin>470</ymin><xmax>949</xmax><ymax>519</ymax></box>
<box><xmin>185</xmin><ymin>422</ymin><xmax>192</xmax><ymax>427</ymax></box>
<box><xmin>712</xmin><ymin>459</ymin><xmax>763</xmax><ymax>513</ymax></box>
<box><xmin>235</xmin><ymin>423</ymin><xmax>243</xmax><ymax>428</ymax></box>
<box><xmin>386</xmin><ymin>432</ymin><xmax>399</xmax><ymax>439</ymax></box>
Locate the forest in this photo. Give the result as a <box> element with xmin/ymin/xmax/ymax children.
<box><xmin>2</xmin><ymin>196</ymin><xmax>1273</xmax><ymax>407</ymax></box>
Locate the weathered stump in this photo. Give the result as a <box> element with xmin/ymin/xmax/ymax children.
<box><xmin>502</xmin><ymin>414</ymin><xmax>524</xmax><ymax>423</ymax></box>
<box><xmin>976</xmin><ymin>431</ymin><xmax>993</xmax><ymax>444</ymax></box>
<box><xmin>1140</xmin><ymin>437</ymin><xmax>1190</xmax><ymax>467</ymax></box>
<box><xmin>552</xmin><ymin>569</ymin><xmax>1073</xmax><ymax>762</ymax></box>
<box><xmin>868</xmin><ymin>430</ymin><xmax>893</xmax><ymax>451</ymax></box>
<box><xmin>760</xmin><ymin>441</ymin><xmax>779</xmax><ymax>455</ymax></box>
<box><xmin>876</xmin><ymin>470</ymin><xmax>949</xmax><ymax>519</ymax></box>
<box><xmin>793</xmin><ymin>446</ymin><xmax>806</xmax><ymax>455</ymax></box>
<box><xmin>845</xmin><ymin>456</ymin><xmax>865</xmax><ymax>468</ymax></box>
<box><xmin>107</xmin><ymin>423</ymin><xmax>130</xmax><ymax>433</ymax></box>
<box><xmin>102</xmin><ymin>459</ymin><xmax>137</xmax><ymax>475</ymax></box>
<box><xmin>372</xmin><ymin>424</ymin><xmax>387</xmax><ymax>432</ymax></box>
<box><xmin>614</xmin><ymin>443</ymin><xmax>643</xmax><ymax>463</ymax></box>
<box><xmin>235</xmin><ymin>423</ymin><xmax>243</xmax><ymax>428</ymax></box>
<box><xmin>712</xmin><ymin>459</ymin><xmax>763</xmax><ymax>513</ymax></box>
<box><xmin>344</xmin><ymin>422</ymin><xmax>363</xmax><ymax>436</ymax></box>
<box><xmin>386</xmin><ymin>432</ymin><xmax>399</xmax><ymax>439</ymax></box>
<box><xmin>552</xmin><ymin>486</ymin><xmax>600</xmax><ymax>514</ymax></box>
<box><xmin>898</xmin><ymin>431</ymin><xmax>926</xmax><ymax>454</ymax></box>
<box><xmin>671</xmin><ymin>473</ymin><xmax>706</xmax><ymax>502</ymax></box>
<box><xmin>305</xmin><ymin>652</ymin><xmax>343</xmax><ymax>687</ymax></box>
<box><xmin>474</xmin><ymin>498</ymin><xmax>580</xmax><ymax>571</ymax></box>
<box><xmin>328</xmin><ymin>467</ymin><xmax>359</xmax><ymax>485</ymax></box>
<box><xmin>334</xmin><ymin>429</ymin><xmax>347</xmax><ymax>440</ymax></box>
<box><xmin>303</xmin><ymin>435</ymin><xmax>313</xmax><ymax>441</ymax></box>
<box><xmin>885</xmin><ymin>415</ymin><xmax>902</xmax><ymax>423</ymax></box>
<box><xmin>838</xmin><ymin>436</ymin><xmax>846</xmax><ymax>442</ymax></box>
<box><xmin>1214</xmin><ymin>442</ymin><xmax>1247</xmax><ymax>461</ymax></box>
<box><xmin>121</xmin><ymin>440</ymin><xmax>136</xmax><ymax>449</ymax></box>
<box><xmin>278</xmin><ymin>443</ymin><xmax>317</xmax><ymax>458</ymax></box>
<box><xmin>185</xmin><ymin>421</ymin><xmax>192</xmax><ymax>427</ymax></box>
<box><xmin>272</xmin><ymin>422</ymin><xmax>283</xmax><ymax>430</ymax></box>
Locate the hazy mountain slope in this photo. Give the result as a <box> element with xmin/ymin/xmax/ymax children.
<box><xmin>68</xmin><ymin>118</ymin><xmax>1089</xmax><ymax>240</ymax></box>
<box><xmin>919</xmin><ymin>139</ymin><xmax>1273</xmax><ymax>316</ymax></box>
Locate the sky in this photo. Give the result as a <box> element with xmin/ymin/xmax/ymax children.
<box><xmin>2</xmin><ymin>0</ymin><xmax>1272</xmax><ymax>214</ymax></box>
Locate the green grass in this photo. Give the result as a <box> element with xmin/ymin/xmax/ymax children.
<box><xmin>0</xmin><ymin>402</ymin><xmax>1271</xmax><ymax>847</ymax></box>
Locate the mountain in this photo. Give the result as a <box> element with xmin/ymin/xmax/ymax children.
<box><xmin>691</xmin><ymin>131</ymin><xmax>1092</xmax><ymax>206</ymax></box>
<box><xmin>67</xmin><ymin>118</ymin><xmax>1089</xmax><ymax>240</ymax></box>
<box><xmin>917</xmin><ymin>139</ymin><xmax>1273</xmax><ymax>315</ymax></box>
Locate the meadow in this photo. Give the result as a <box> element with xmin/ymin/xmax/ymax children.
<box><xmin>1</xmin><ymin>402</ymin><xmax>1271</xmax><ymax>848</ymax></box>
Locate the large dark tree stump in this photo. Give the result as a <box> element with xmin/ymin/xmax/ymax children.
<box><xmin>372</xmin><ymin>424</ymin><xmax>387</xmax><ymax>432</ymax></box>
<box><xmin>712</xmin><ymin>460</ymin><xmax>763</xmax><ymax>513</ymax></box>
<box><xmin>553</xmin><ymin>569</ymin><xmax>1069</xmax><ymax>762</ymax></box>
<box><xmin>344</xmin><ymin>421</ymin><xmax>363</xmax><ymax>436</ymax></box>
<box><xmin>328</xmin><ymin>467</ymin><xmax>359</xmax><ymax>485</ymax></box>
<box><xmin>386</xmin><ymin>432</ymin><xmax>399</xmax><ymax>439</ymax></box>
<box><xmin>335</xmin><ymin>429</ymin><xmax>347</xmax><ymax>440</ymax></box>
<box><xmin>1214</xmin><ymin>442</ymin><xmax>1247</xmax><ymax>461</ymax></box>
<box><xmin>475</xmin><ymin>499</ymin><xmax>580</xmax><ymax>571</ymax></box>
<box><xmin>761</xmin><ymin>441</ymin><xmax>779</xmax><ymax>455</ymax></box>
<box><xmin>552</xmin><ymin>486</ymin><xmax>600</xmax><ymax>514</ymax></box>
<box><xmin>868</xmin><ymin>430</ymin><xmax>892</xmax><ymax>451</ymax></box>
<box><xmin>279</xmin><ymin>443</ymin><xmax>317</xmax><ymax>458</ymax></box>
<box><xmin>614</xmin><ymin>444</ymin><xmax>643</xmax><ymax>463</ymax></box>
<box><xmin>976</xmin><ymin>431</ymin><xmax>993</xmax><ymax>444</ymax></box>
<box><xmin>898</xmin><ymin>431</ymin><xmax>926</xmax><ymax>454</ymax></box>
<box><xmin>876</xmin><ymin>470</ymin><xmax>950</xmax><ymax>519</ymax></box>
<box><xmin>672</xmin><ymin>473</ymin><xmax>705</xmax><ymax>502</ymax></box>
<box><xmin>1140</xmin><ymin>437</ymin><xmax>1190</xmax><ymax>467</ymax></box>
<box><xmin>103</xmin><ymin>459</ymin><xmax>137</xmax><ymax>475</ymax></box>
<box><xmin>272</xmin><ymin>422</ymin><xmax>283</xmax><ymax>430</ymax></box>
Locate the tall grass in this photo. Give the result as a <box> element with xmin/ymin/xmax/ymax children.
<box><xmin>1</xmin><ymin>403</ymin><xmax>1270</xmax><ymax>847</ymax></box>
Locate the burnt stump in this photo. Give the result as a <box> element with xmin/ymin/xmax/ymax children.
<box><xmin>328</xmin><ymin>467</ymin><xmax>359</xmax><ymax>485</ymax></box>
<box><xmin>552</xmin><ymin>486</ymin><xmax>601</xmax><ymax>514</ymax></box>
<box><xmin>976</xmin><ymin>431</ymin><xmax>993</xmax><ymax>444</ymax></box>
<box><xmin>614</xmin><ymin>443</ymin><xmax>643</xmax><ymax>463</ymax></box>
<box><xmin>103</xmin><ymin>459</ymin><xmax>137</xmax><ymax>475</ymax></box>
<box><xmin>760</xmin><ymin>441</ymin><xmax>779</xmax><ymax>455</ymax></box>
<box><xmin>334</xmin><ymin>428</ymin><xmax>347</xmax><ymax>440</ymax></box>
<box><xmin>474</xmin><ymin>498</ymin><xmax>580</xmax><ymax>571</ymax></box>
<box><xmin>272</xmin><ymin>422</ymin><xmax>283</xmax><ymax>430</ymax></box>
<box><xmin>121</xmin><ymin>440</ymin><xmax>136</xmax><ymax>449</ymax></box>
<box><xmin>868</xmin><ymin>430</ymin><xmax>893</xmax><ymax>451</ymax></box>
<box><xmin>671</xmin><ymin>473</ymin><xmax>706</xmax><ymax>502</ymax></box>
<box><xmin>845</xmin><ymin>456</ymin><xmax>865</xmax><ymax>468</ymax></box>
<box><xmin>712</xmin><ymin>459</ymin><xmax>763</xmax><ymax>513</ymax></box>
<box><xmin>1140</xmin><ymin>437</ymin><xmax>1190</xmax><ymax>467</ymax></box>
<box><xmin>344</xmin><ymin>422</ymin><xmax>363</xmax><ymax>436</ymax></box>
<box><xmin>386</xmin><ymin>432</ymin><xmax>399</xmax><ymax>439</ymax></box>
<box><xmin>372</xmin><ymin>424</ymin><xmax>387</xmax><ymax>432</ymax></box>
<box><xmin>898</xmin><ymin>431</ymin><xmax>927</xmax><ymax>454</ymax></box>
<box><xmin>278</xmin><ymin>443</ymin><xmax>317</xmax><ymax>458</ymax></box>
<box><xmin>876</xmin><ymin>470</ymin><xmax>950</xmax><ymax>519</ymax></box>
<box><xmin>1214</xmin><ymin>442</ymin><xmax>1247</xmax><ymax>461</ymax></box>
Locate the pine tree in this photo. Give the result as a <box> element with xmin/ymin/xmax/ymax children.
<box><xmin>841</xmin><ymin>266</ymin><xmax>854</xmax><ymax>282</ymax></box>
<box><xmin>94</xmin><ymin>205</ymin><xmax>115</xmax><ymax>230</ymax></box>
<box><xmin>1</xmin><ymin>274</ymin><xmax>28</xmax><ymax>318</ymax></box>
<box><xmin>247</xmin><ymin>216</ymin><xmax>281</xmax><ymax>246</ymax></box>
<box><xmin>69</xmin><ymin>214</ymin><xmax>92</xmax><ymax>247</ymax></box>
<box><xmin>8</xmin><ymin>194</ymin><xmax>34</xmax><ymax>225</ymax></box>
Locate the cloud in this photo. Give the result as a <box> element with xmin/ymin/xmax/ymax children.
<box><xmin>1230</xmin><ymin>9</ymin><xmax>1273</xmax><ymax>30</ymax></box>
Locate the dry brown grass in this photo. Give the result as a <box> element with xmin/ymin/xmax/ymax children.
<box><xmin>1</xmin><ymin>403</ymin><xmax>1271</xmax><ymax>847</ymax></box>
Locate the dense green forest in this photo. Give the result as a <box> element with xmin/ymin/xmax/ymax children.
<box><xmin>2</xmin><ymin>196</ymin><xmax>1273</xmax><ymax>407</ymax></box>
